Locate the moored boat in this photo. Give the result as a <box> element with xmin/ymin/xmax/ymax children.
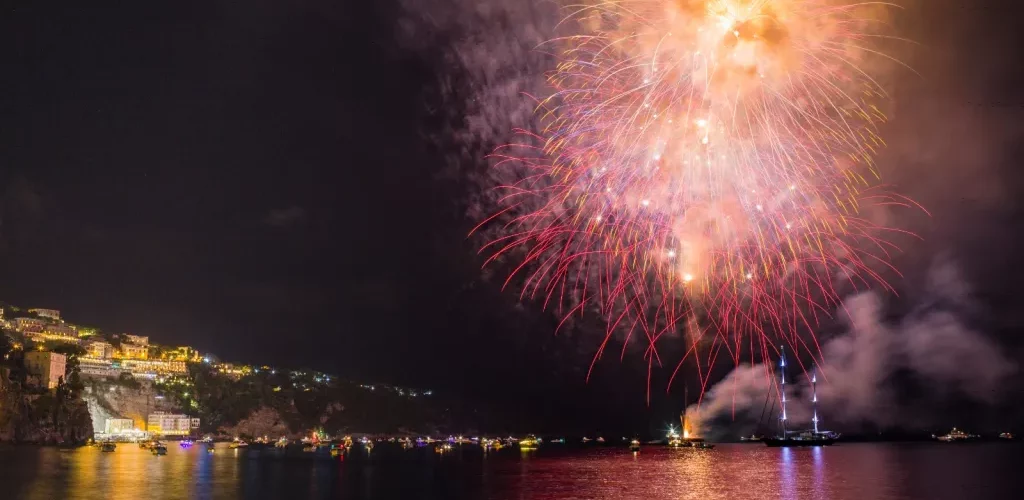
<box><xmin>764</xmin><ymin>348</ymin><xmax>839</xmax><ymax>448</ymax></box>
<box><xmin>519</xmin><ymin>435</ymin><xmax>539</xmax><ymax>450</ymax></box>
<box><xmin>935</xmin><ymin>428</ymin><xmax>978</xmax><ymax>442</ymax></box>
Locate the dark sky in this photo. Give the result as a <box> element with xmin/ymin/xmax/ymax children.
<box><xmin>3</xmin><ymin>0</ymin><xmax>1024</xmax><ymax>431</ymax></box>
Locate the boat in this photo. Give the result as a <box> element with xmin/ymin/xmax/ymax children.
<box><xmin>519</xmin><ymin>435</ymin><xmax>539</xmax><ymax>450</ymax></box>
<box><xmin>740</xmin><ymin>435</ymin><xmax>763</xmax><ymax>442</ymax></box>
<box><xmin>935</xmin><ymin>428</ymin><xmax>979</xmax><ymax>442</ymax></box>
<box><xmin>200</xmin><ymin>435</ymin><xmax>214</xmax><ymax>444</ymax></box>
<box><xmin>764</xmin><ymin>347</ymin><xmax>839</xmax><ymax>447</ymax></box>
<box><xmin>100</xmin><ymin>442</ymin><xmax>116</xmax><ymax>452</ymax></box>
<box><xmin>152</xmin><ymin>442</ymin><xmax>168</xmax><ymax>455</ymax></box>
<box><xmin>999</xmin><ymin>432</ymin><xmax>1014</xmax><ymax>440</ymax></box>
<box><xmin>229</xmin><ymin>439</ymin><xmax>249</xmax><ymax>449</ymax></box>
<box><xmin>673</xmin><ymin>387</ymin><xmax>716</xmax><ymax>449</ymax></box>
<box><xmin>179</xmin><ymin>440</ymin><xmax>194</xmax><ymax>448</ymax></box>
<box><xmin>629</xmin><ymin>439</ymin><xmax>641</xmax><ymax>452</ymax></box>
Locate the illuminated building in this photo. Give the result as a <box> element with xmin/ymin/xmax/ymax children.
<box><xmin>147</xmin><ymin>412</ymin><xmax>199</xmax><ymax>436</ymax></box>
<box><xmin>120</xmin><ymin>359</ymin><xmax>186</xmax><ymax>376</ymax></box>
<box><xmin>118</xmin><ymin>343</ymin><xmax>148</xmax><ymax>360</ymax></box>
<box><xmin>14</xmin><ymin>317</ymin><xmax>45</xmax><ymax>332</ymax></box>
<box><xmin>24</xmin><ymin>351</ymin><xmax>67</xmax><ymax>389</ymax></box>
<box><xmin>79</xmin><ymin>357</ymin><xmax>123</xmax><ymax>378</ymax></box>
<box><xmin>163</xmin><ymin>346</ymin><xmax>200</xmax><ymax>362</ymax></box>
<box><xmin>44</xmin><ymin>323</ymin><xmax>77</xmax><ymax>337</ymax></box>
<box><xmin>216</xmin><ymin>363</ymin><xmax>252</xmax><ymax>380</ymax></box>
<box><xmin>28</xmin><ymin>308</ymin><xmax>61</xmax><ymax>321</ymax></box>
<box><xmin>104</xmin><ymin>418</ymin><xmax>136</xmax><ymax>434</ymax></box>
<box><xmin>29</xmin><ymin>323</ymin><xmax>80</xmax><ymax>344</ymax></box>
<box><xmin>86</xmin><ymin>340</ymin><xmax>114</xmax><ymax>360</ymax></box>
<box><xmin>124</xmin><ymin>334</ymin><xmax>149</xmax><ymax>346</ymax></box>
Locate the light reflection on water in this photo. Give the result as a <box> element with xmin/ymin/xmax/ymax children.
<box><xmin>0</xmin><ymin>443</ymin><xmax>1021</xmax><ymax>499</ymax></box>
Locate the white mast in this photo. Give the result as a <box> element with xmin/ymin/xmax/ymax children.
<box><xmin>779</xmin><ymin>345</ymin><xmax>788</xmax><ymax>436</ymax></box>
<box><xmin>812</xmin><ymin>368</ymin><xmax>819</xmax><ymax>434</ymax></box>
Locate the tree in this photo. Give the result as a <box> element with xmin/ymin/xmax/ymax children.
<box><xmin>48</xmin><ymin>344</ymin><xmax>86</xmax><ymax>395</ymax></box>
<box><xmin>0</xmin><ymin>331</ymin><xmax>13</xmax><ymax>364</ymax></box>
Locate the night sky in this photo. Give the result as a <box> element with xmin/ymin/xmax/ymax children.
<box><xmin>3</xmin><ymin>1</ymin><xmax>1024</xmax><ymax>432</ymax></box>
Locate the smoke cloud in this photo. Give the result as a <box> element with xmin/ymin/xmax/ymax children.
<box><xmin>688</xmin><ymin>259</ymin><xmax>1015</xmax><ymax>439</ymax></box>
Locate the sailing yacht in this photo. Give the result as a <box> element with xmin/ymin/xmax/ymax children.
<box><xmin>764</xmin><ymin>346</ymin><xmax>840</xmax><ymax>447</ymax></box>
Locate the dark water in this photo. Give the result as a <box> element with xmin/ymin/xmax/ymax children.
<box><xmin>1</xmin><ymin>442</ymin><xmax>1021</xmax><ymax>499</ymax></box>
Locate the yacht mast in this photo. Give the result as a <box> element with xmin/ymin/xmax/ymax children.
<box><xmin>779</xmin><ymin>345</ymin><xmax>788</xmax><ymax>437</ymax></box>
<box><xmin>812</xmin><ymin>368</ymin><xmax>819</xmax><ymax>434</ymax></box>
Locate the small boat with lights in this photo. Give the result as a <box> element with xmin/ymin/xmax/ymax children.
<box><xmin>519</xmin><ymin>435</ymin><xmax>539</xmax><ymax>450</ymax></box>
<box><xmin>935</xmin><ymin>428</ymin><xmax>978</xmax><ymax>442</ymax></box>
<box><xmin>629</xmin><ymin>439</ymin><xmax>641</xmax><ymax>452</ymax></box>
<box><xmin>100</xmin><ymin>442</ymin><xmax>116</xmax><ymax>452</ymax></box>
<box><xmin>671</xmin><ymin>388</ymin><xmax>716</xmax><ymax>449</ymax></box>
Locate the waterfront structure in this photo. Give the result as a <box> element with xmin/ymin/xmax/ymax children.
<box><xmin>28</xmin><ymin>308</ymin><xmax>61</xmax><ymax>321</ymax></box>
<box><xmin>147</xmin><ymin>412</ymin><xmax>199</xmax><ymax>436</ymax></box>
<box><xmin>105</xmin><ymin>418</ymin><xmax>136</xmax><ymax>434</ymax></box>
<box><xmin>24</xmin><ymin>351</ymin><xmax>67</xmax><ymax>389</ymax></box>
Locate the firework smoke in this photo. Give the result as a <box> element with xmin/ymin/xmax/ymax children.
<box><xmin>686</xmin><ymin>258</ymin><xmax>1015</xmax><ymax>438</ymax></box>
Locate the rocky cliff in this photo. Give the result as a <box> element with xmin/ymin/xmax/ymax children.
<box><xmin>84</xmin><ymin>380</ymin><xmax>177</xmax><ymax>432</ymax></box>
<box><xmin>0</xmin><ymin>368</ymin><xmax>93</xmax><ymax>445</ymax></box>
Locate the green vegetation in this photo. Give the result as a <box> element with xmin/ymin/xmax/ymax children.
<box><xmin>155</xmin><ymin>364</ymin><xmax>446</xmax><ymax>436</ymax></box>
<box><xmin>0</xmin><ymin>329</ymin><xmax>93</xmax><ymax>444</ymax></box>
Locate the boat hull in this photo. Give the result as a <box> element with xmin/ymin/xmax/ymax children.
<box><xmin>764</xmin><ymin>438</ymin><xmax>835</xmax><ymax>447</ymax></box>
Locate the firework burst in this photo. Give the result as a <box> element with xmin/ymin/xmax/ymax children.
<box><xmin>474</xmin><ymin>0</ymin><xmax>923</xmax><ymax>399</ymax></box>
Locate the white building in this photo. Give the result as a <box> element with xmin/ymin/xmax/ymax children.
<box><xmin>79</xmin><ymin>357</ymin><xmax>123</xmax><ymax>378</ymax></box>
<box><xmin>124</xmin><ymin>334</ymin><xmax>149</xmax><ymax>346</ymax></box>
<box><xmin>14</xmin><ymin>317</ymin><xmax>45</xmax><ymax>332</ymax></box>
<box><xmin>24</xmin><ymin>351</ymin><xmax>67</xmax><ymax>389</ymax></box>
<box><xmin>28</xmin><ymin>308</ymin><xmax>61</xmax><ymax>321</ymax></box>
<box><xmin>105</xmin><ymin>418</ymin><xmax>136</xmax><ymax>434</ymax></box>
<box><xmin>147</xmin><ymin>412</ymin><xmax>199</xmax><ymax>436</ymax></box>
<box><xmin>86</xmin><ymin>340</ymin><xmax>114</xmax><ymax>359</ymax></box>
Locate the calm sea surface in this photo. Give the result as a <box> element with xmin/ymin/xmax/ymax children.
<box><xmin>1</xmin><ymin>442</ymin><xmax>1021</xmax><ymax>499</ymax></box>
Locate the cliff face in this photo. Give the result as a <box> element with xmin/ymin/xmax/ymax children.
<box><xmin>84</xmin><ymin>380</ymin><xmax>177</xmax><ymax>431</ymax></box>
<box><xmin>218</xmin><ymin>406</ymin><xmax>296</xmax><ymax>438</ymax></box>
<box><xmin>0</xmin><ymin>369</ymin><xmax>93</xmax><ymax>445</ymax></box>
